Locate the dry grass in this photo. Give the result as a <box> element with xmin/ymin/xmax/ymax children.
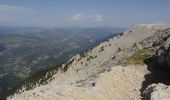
<box><xmin>126</xmin><ymin>48</ymin><xmax>154</xmax><ymax>65</ymax></box>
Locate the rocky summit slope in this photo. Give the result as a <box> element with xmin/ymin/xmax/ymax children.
<box><xmin>7</xmin><ymin>24</ymin><xmax>170</xmax><ymax>100</ymax></box>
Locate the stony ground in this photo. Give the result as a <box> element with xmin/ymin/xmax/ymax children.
<box><xmin>8</xmin><ymin>65</ymin><xmax>149</xmax><ymax>100</ymax></box>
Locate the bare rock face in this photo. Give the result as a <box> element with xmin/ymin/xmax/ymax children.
<box><xmin>155</xmin><ymin>29</ymin><xmax>170</xmax><ymax>69</ymax></box>
<box><xmin>143</xmin><ymin>83</ymin><xmax>170</xmax><ymax>100</ymax></box>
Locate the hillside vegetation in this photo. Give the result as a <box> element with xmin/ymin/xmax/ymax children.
<box><xmin>126</xmin><ymin>48</ymin><xmax>154</xmax><ymax>65</ymax></box>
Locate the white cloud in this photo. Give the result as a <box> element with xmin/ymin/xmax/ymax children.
<box><xmin>71</xmin><ymin>14</ymin><xmax>84</xmax><ymax>21</ymax></box>
<box><xmin>88</xmin><ymin>14</ymin><xmax>103</xmax><ymax>22</ymax></box>
<box><xmin>71</xmin><ymin>14</ymin><xmax>103</xmax><ymax>22</ymax></box>
<box><xmin>0</xmin><ymin>5</ymin><xmax>34</xmax><ymax>14</ymax></box>
<box><xmin>0</xmin><ymin>5</ymin><xmax>34</xmax><ymax>22</ymax></box>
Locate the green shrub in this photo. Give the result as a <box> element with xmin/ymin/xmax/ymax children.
<box><xmin>99</xmin><ymin>46</ymin><xmax>104</xmax><ymax>52</ymax></box>
<box><xmin>126</xmin><ymin>48</ymin><xmax>154</xmax><ymax>65</ymax></box>
<box><xmin>63</xmin><ymin>59</ymin><xmax>74</xmax><ymax>72</ymax></box>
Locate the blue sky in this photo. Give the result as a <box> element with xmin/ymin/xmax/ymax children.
<box><xmin>0</xmin><ymin>0</ymin><xmax>169</xmax><ymax>27</ymax></box>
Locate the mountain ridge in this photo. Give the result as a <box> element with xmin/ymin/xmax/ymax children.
<box><xmin>7</xmin><ymin>24</ymin><xmax>170</xmax><ymax>100</ymax></box>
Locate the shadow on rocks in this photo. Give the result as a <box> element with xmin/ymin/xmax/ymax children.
<box><xmin>140</xmin><ymin>57</ymin><xmax>170</xmax><ymax>100</ymax></box>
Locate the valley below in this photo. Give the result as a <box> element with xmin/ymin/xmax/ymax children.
<box><xmin>0</xmin><ymin>27</ymin><xmax>124</xmax><ymax>98</ymax></box>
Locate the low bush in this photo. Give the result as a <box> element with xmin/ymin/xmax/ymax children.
<box><xmin>126</xmin><ymin>48</ymin><xmax>154</xmax><ymax>65</ymax></box>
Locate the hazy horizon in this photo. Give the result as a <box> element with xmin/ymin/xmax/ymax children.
<box><xmin>0</xmin><ymin>0</ymin><xmax>170</xmax><ymax>28</ymax></box>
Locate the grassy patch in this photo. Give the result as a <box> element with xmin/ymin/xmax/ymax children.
<box><xmin>126</xmin><ymin>48</ymin><xmax>154</xmax><ymax>65</ymax></box>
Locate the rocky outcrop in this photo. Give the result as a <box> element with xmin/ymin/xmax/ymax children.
<box><xmin>141</xmin><ymin>27</ymin><xmax>170</xmax><ymax>100</ymax></box>
<box><xmin>143</xmin><ymin>83</ymin><xmax>170</xmax><ymax>100</ymax></box>
<box><xmin>155</xmin><ymin>30</ymin><xmax>170</xmax><ymax>69</ymax></box>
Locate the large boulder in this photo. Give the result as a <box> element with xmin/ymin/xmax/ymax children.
<box><xmin>143</xmin><ymin>83</ymin><xmax>170</xmax><ymax>100</ymax></box>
